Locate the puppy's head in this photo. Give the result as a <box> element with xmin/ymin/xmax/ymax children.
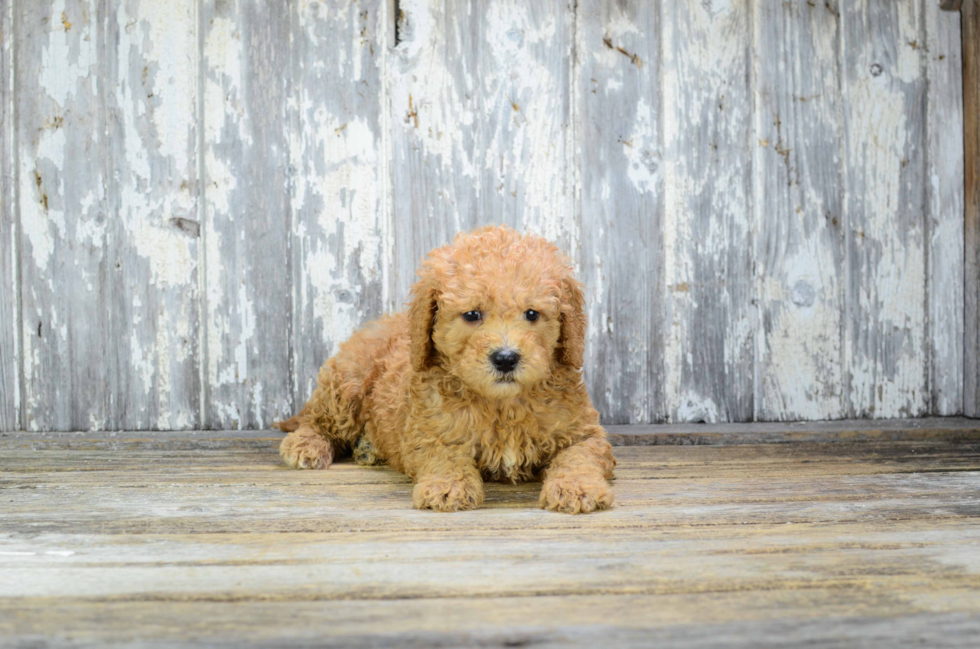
<box><xmin>409</xmin><ymin>226</ymin><xmax>585</xmax><ymax>398</ymax></box>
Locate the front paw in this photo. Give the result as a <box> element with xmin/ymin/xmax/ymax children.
<box><xmin>539</xmin><ymin>475</ymin><xmax>613</xmax><ymax>514</ymax></box>
<box><xmin>280</xmin><ymin>427</ymin><xmax>334</xmax><ymax>470</ymax></box>
<box><xmin>413</xmin><ymin>475</ymin><xmax>484</xmax><ymax>512</ymax></box>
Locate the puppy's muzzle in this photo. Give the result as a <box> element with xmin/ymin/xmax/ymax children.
<box><xmin>490</xmin><ymin>348</ymin><xmax>521</xmax><ymax>374</ymax></box>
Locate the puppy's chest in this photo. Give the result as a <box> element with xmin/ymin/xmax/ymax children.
<box><xmin>476</xmin><ymin>416</ymin><xmax>553</xmax><ymax>482</ymax></box>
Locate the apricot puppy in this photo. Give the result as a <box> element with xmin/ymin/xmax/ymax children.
<box><xmin>276</xmin><ymin>226</ymin><xmax>615</xmax><ymax>514</ymax></box>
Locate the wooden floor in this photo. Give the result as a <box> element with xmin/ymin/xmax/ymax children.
<box><xmin>3</xmin><ymin>420</ymin><xmax>980</xmax><ymax>648</ymax></box>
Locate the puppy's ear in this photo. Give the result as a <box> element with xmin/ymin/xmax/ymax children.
<box><xmin>558</xmin><ymin>275</ymin><xmax>586</xmax><ymax>369</ymax></box>
<box><xmin>409</xmin><ymin>280</ymin><xmax>438</xmax><ymax>372</ymax></box>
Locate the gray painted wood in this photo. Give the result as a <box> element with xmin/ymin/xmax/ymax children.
<box><xmin>288</xmin><ymin>0</ymin><xmax>390</xmax><ymax>407</ymax></box>
<box><xmin>576</xmin><ymin>0</ymin><xmax>664</xmax><ymax>424</ymax></box>
<box><xmin>3</xmin><ymin>607</ymin><xmax>980</xmax><ymax>649</ymax></box>
<box><xmin>0</xmin><ymin>0</ymin><xmax>970</xmax><ymax>431</ymax></box>
<box><xmin>3</xmin><ymin>440</ymin><xmax>980</xmax><ymax>647</ymax></box>
<box><xmin>661</xmin><ymin>0</ymin><xmax>755</xmax><ymax>423</ymax></box>
<box><xmin>104</xmin><ymin>0</ymin><xmax>202</xmax><ymax>430</ymax></box>
<box><xmin>0</xmin><ymin>0</ymin><xmax>17</xmax><ymax>431</ymax></box>
<box><xmin>202</xmin><ymin>0</ymin><xmax>292</xmax><ymax>430</ymax></box>
<box><xmin>388</xmin><ymin>0</ymin><xmax>576</xmax><ymax>303</ymax></box>
<box><xmin>842</xmin><ymin>0</ymin><xmax>929</xmax><ymax>419</ymax></box>
<box><xmin>17</xmin><ymin>0</ymin><xmax>110</xmax><ymax>431</ymax></box>
<box><xmin>964</xmin><ymin>0</ymin><xmax>980</xmax><ymax>418</ymax></box>
<box><xmin>753</xmin><ymin>0</ymin><xmax>846</xmax><ymax>421</ymax></box>
<box><xmin>927</xmin><ymin>2</ymin><xmax>965</xmax><ymax>416</ymax></box>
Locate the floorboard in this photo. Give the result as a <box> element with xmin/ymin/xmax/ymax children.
<box><xmin>2</xmin><ymin>427</ymin><xmax>979</xmax><ymax>647</ymax></box>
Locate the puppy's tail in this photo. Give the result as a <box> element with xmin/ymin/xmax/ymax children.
<box><xmin>272</xmin><ymin>405</ymin><xmax>308</xmax><ymax>433</ymax></box>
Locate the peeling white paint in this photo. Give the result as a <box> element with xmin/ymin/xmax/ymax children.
<box><xmin>288</xmin><ymin>1</ymin><xmax>389</xmax><ymax>414</ymax></box>
<box><xmin>926</xmin><ymin>2</ymin><xmax>965</xmax><ymax>416</ymax></box>
<box><xmin>662</xmin><ymin>0</ymin><xmax>753</xmax><ymax>422</ymax></box>
<box><xmin>5</xmin><ymin>0</ymin><xmax>968</xmax><ymax>432</ymax></box>
<box><xmin>624</xmin><ymin>97</ymin><xmax>658</xmax><ymax>194</ymax></box>
<box><xmin>130</xmin><ymin>224</ymin><xmax>196</xmax><ymax>288</ymax></box>
<box><xmin>751</xmin><ymin>0</ymin><xmax>846</xmax><ymax>422</ymax></box>
<box><xmin>4</xmin><ymin>0</ymin><xmax>19</xmax><ymax>428</ymax></box>
<box><xmin>106</xmin><ymin>0</ymin><xmax>200</xmax><ymax>429</ymax></box>
<box><xmin>843</xmin><ymin>0</ymin><xmax>928</xmax><ymax>419</ymax></box>
<box><xmin>21</xmin><ymin>128</ymin><xmax>68</xmax><ymax>270</ymax></box>
<box><xmin>676</xmin><ymin>391</ymin><xmax>721</xmax><ymax>424</ymax></box>
<box><xmin>204</xmin><ymin>17</ymin><xmax>248</xmax><ymax>146</ymax></box>
<box><xmin>391</xmin><ymin>1</ymin><xmax>477</xmax><ymax>183</ymax></box>
<box><xmin>38</xmin><ymin>0</ymin><xmax>95</xmax><ymax>109</ymax></box>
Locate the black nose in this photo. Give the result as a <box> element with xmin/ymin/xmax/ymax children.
<box><xmin>490</xmin><ymin>349</ymin><xmax>521</xmax><ymax>374</ymax></box>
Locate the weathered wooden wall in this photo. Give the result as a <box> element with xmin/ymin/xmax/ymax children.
<box><xmin>0</xmin><ymin>0</ymin><xmax>968</xmax><ymax>431</ymax></box>
<box><xmin>963</xmin><ymin>0</ymin><xmax>980</xmax><ymax>418</ymax></box>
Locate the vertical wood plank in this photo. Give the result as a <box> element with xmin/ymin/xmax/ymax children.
<box><xmin>576</xmin><ymin>1</ymin><xmax>664</xmax><ymax>424</ymax></box>
<box><xmin>662</xmin><ymin>0</ymin><xmax>754</xmax><ymax>423</ymax></box>
<box><xmin>17</xmin><ymin>0</ymin><xmax>109</xmax><ymax>431</ymax></box>
<box><xmin>288</xmin><ymin>0</ymin><xmax>389</xmax><ymax>406</ymax></box>
<box><xmin>0</xmin><ymin>0</ymin><xmax>18</xmax><ymax>431</ymax></box>
<box><xmin>389</xmin><ymin>0</ymin><xmax>575</xmax><ymax>305</ymax></box>
<box><xmin>202</xmin><ymin>0</ymin><xmax>291</xmax><ymax>429</ymax></box>
<box><xmin>753</xmin><ymin>1</ymin><xmax>845</xmax><ymax>421</ymax></box>
<box><xmin>104</xmin><ymin>0</ymin><xmax>201</xmax><ymax>429</ymax></box>
<box><xmin>841</xmin><ymin>0</ymin><xmax>928</xmax><ymax>418</ymax></box>
<box><xmin>964</xmin><ymin>0</ymin><xmax>980</xmax><ymax>417</ymax></box>
<box><xmin>388</xmin><ymin>0</ymin><xmax>470</xmax><ymax>302</ymax></box>
<box><xmin>926</xmin><ymin>1</ymin><xmax>964</xmax><ymax>415</ymax></box>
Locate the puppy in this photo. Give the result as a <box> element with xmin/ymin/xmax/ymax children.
<box><xmin>276</xmin><ymin>226</ymin><xmax>615</xmax><ymax>514</ymax></box>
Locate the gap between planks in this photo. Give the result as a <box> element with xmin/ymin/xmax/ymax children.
<box><xmin>1</xmin><ymin>417</ymin><xmax>979</xmax><ymax>450</ymax></box>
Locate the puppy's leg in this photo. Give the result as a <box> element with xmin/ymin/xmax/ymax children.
<box><xmin>279</xmin><ymin>366</ymin><xmax>347</xmax><ymax>470</ymax></box>
<box><xmin>411</xmin><ymin>452</ymin><xmax>484</xmax><ymax>512</ymax></box>
<box><xmin>280</xmin><ymin>426</ymin><xmax>334</xmax><ymax>470</ymax></box>
<box><xmin>280</xmin><ymin>351</ymin><xmax>370</xmax><ymax>470</ymax></box>
<box><xmin>539</xmin><ymin>429</ymin><xmax>616</xmax><ymax>514</ymax></box>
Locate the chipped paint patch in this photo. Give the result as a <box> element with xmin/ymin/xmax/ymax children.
<box><xmin>662</xmin><ymin>0</ymin><xmax>753</xmax><ymax>422</ymax></box>
<box><xmin>752</xmin><ymin>0</ymin><xmax>846</xmax><ymax>421</ymax></box>
<box><xmin>623</xmin><ymin>97</ymin><xmax>659</xmax><ymax>194</ymax></box>
<box><xmin>288</xmin><ymin>1</ymin><xmax>389</xmax><ymax>411</ymax></box>
<box><xmin>843</xmin><ymin>0</ymin><xmax>928</xmax><ymax>419</ymax></box>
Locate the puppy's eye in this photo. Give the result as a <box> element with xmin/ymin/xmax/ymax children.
<box><xmin>524</xmin><ymin>309</ymin><xmax>540</xmax><ymax>322</ymax></box>
<box><xmin>462</xmin><ymin>310</ymin><xmax>482</xmax><ymax>323</ymax></box>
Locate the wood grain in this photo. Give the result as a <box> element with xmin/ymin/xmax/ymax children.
<box><xmin>104</xmin><ymin>0</ymin><xmax>202</xmax><ymax>430</ymax></box>
<box><xmin>753</xmin><ymin>0</ymin><xmax>846</xmax><ymax>421</ymax></box>
<box><xmin>576</xmin><ymin>0</ymin><xmax>665</xmax><ymax>424</ymax></box>
<box><xmin>2</xmin><ymin>601</ymin><xmax>979</xmax><ymax>649</ymax></box>
<box><xmin>0</xmin><ymin>0</ymin><xmax>973</xmax><ymax>429</ymax></box>
<box><xmin>0</xmin><ymin>0</ymin><xmax>17</xmax><ymax>431</ymax></box>
<box><xmin>842</xmin><ymin>0</ymin><xmax>929</xmax><ymax>419</ymax></box>
<box><xmin>964</xmin><ymin>0</ymin><xmax>980</xmax><ymax>418</ymax></box>
<box><xmin>662</xmin><ymin>0</ymin><xmax>754</xmax><ymax>423</ymax></box>
<box><xmin>388</xmin><ymin>0</ymin><xmax>576</xmax><ymax>304</ymax></box>
<box><xmin>288</xmin><ymin>0</ymin><xmax>390</xmax><ymax>408</ymax></box>
<box><xmin>202</xmin><ymin>0</ymin><xmax>292</xmax><ymax>430</ymax></box>
<box><xmin>17</xmin><ymin>0</ymin><xmax>110</xmax><ymax>431</ymax></box>
<box><xmin>927</xmin><ymin>1</ymin><xmax>966</xmax><ymax>416</ymax></box>
<box><xmin>2</xmin><ymin>438</ymin><xmax>979</xmax><ymax>647</ymax></box>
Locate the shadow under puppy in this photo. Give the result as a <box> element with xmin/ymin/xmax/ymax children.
<box><xmin>276</xmin><ymin>226</ymin><xmax>615</xmax><ymax>514</ymax></box>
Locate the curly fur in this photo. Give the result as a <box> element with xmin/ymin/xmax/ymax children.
<box><xmin>276</xmin><ymin>226</ymin><xmax>615</xmax><ymax>514</ymax></box>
